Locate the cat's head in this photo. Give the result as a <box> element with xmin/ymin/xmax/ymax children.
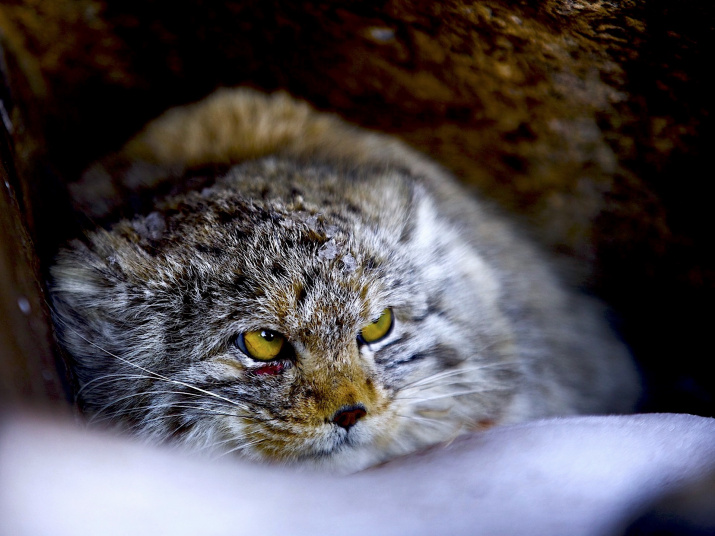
<box><xmin>50</xmin><ymin>159</ymin><xmax>517</xmax><ymax>471</ymax></box>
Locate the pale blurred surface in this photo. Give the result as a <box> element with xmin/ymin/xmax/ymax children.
<box><xmin>1</xmin><ymin>1</ymin><xmax>714</xmax><ymax>415</ymax></box>
<box><xmin>2</xmin><ymin>411</ymin><xmax>714</xmax><ymax>536</ymax></box>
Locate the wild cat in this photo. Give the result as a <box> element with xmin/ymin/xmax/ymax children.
<box><xmin>50</xmin><ymin>88</ymin><xmax>640</xmax><ymax>472</ymax></box>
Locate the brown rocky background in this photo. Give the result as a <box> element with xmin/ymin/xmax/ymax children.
<box><xmin>0</xmin><ymin>0</ymin><xmax>713</xmax><ymax>415</ymax></box>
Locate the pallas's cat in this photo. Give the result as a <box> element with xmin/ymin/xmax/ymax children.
<box><xmin>50</xmin><ymin>89</ymin><xmax>640</xmax><ymax>472</ymax></box>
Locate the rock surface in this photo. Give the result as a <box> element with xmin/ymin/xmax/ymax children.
<box><xmin>0</xmin><ymin>0</ymin><xmax>713</xmax><ymax>413</ymax></box>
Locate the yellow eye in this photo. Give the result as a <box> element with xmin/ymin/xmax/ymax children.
<box><xmin>359</xmin><ymin>308</ymin><xmax>394</xmax><ymax>344</ymax></box>
<box><xmin>237</xmin><ymin>330</ymin><xmax>286</xmax><ymax>361</ymax></box>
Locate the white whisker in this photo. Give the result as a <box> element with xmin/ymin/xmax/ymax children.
<box><xmin>88</xmin><ymin>396</ymin><xmax>217</xmax><ymax>424</ymax></box>
<box><xmin>196</xmin><ymin>436</ymin><xmax>244</xmax><ymax>452</ymax></box>
<box><xmin>134</xmin><ymin>408</ymin><xmax>251</xmax><ymax>428</ymax></box>
<box><xmin>395</xmin><ymin>413</ymin><xmax>451</xmax><ymax>428</ymax></box>
<box><xmin>400</xmin><ymin>362</ymin><xmax>516</xmax><ymax>390</ymax></box>
<box><xmin>68</xmin><ymin>328</ymin><xmax>243</xmax><ymax>409</ymax></box>
<box><xmin>77</xmin><ymin>373</ymin><xmax>159</xmax><ymax>397</ymax></box>
<box><xmin>215</xmin><ymin>437</ymin><xmax>269</xmax><ymax>459</ymax></box>
<box><xmin>405</xmin><ymin>386</ymin><xmax>508</xmax><ymax>404</ymax></box>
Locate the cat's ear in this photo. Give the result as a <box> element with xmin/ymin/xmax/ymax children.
<box><xmin>69</xmin><ymin>156</ymin><xmax>172</xmax><ymax>222</ymax></box>
<box><xmin>409</xmin><ymin>187</ymin><xmax>442</xmax><ymax>251</ymax></box>
<box><xmin>49</xmin><ymin>239</ymin><xmax>135</xmax><ymax>395</ymax></box>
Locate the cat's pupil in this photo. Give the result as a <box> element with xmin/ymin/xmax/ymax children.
<box><xmin>261</xmin><ymin>331</ymin><xmax>275</xmax><ymax>342</ymax></box>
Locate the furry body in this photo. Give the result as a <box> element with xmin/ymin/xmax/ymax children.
<box><xmin>51</xmin><ymin>89</ymin><xmax>639</xmax><ymax>471</ymax></box>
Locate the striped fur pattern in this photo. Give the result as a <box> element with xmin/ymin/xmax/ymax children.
<box><xmin>50</xmin><ymin>89</ymin><xmax>640</xmax><ymax>472</ymax></box>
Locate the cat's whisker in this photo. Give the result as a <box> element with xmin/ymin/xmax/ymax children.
<box><xmin>399</xmin><ymin>362</ymin><xmax>517</xmax><ymax>390</ymax></box>
<box><xmin>399</xmin><ymin>378</ymin><xmax>494</xmax><ymax>396</ymax></box>
<box><xmin>135</xmin><ymin>408</ymin><xmax>255</xmax><ymax>428</ymax></box>
<box><xmin>67</xmin><ymin>327</ymin><xmax>244</xmax><ymax>410</ymax></box>
<box><xmin>88</xmin><ymin>389</ymin><xmax>214</xmax><ymax>417</ymax></box>
<box><xmin>399</xmin><ymin>380</ymin><xmax>515</xmax><ymax>400</ymax></box>
<box><xmin>90</xmin><ymin>400</ymin><xmax>199</xmax><ymax>424</ymax></box>
<box><xmin>89</xmin><ymin>403</ymin><xmax>197</xmax><ymax>426</ymax></box>
<box><xmin>394</xmin><ymin>413</ymin><xmax>452</xmax><ymax>428</ymax></box>
<box><xmin>403</xmin><ymin>386</ymin><xmax>510</xmax><ymax>404</ymax></box>
<box><xmin>214</xmin><ymin>437</ymin><xmax>269</xmax><ymax>459</ymax></box>
<box><xmin>83</xmin><ymin>386</ymin><xmax>203</xmax><ymax>415</ymax></box>
<box><xmin>195</xmin><ymin>435</ymin><xmax>246</xmax><ymax>453</ymax></box>
<box><xmin>93</xmin><ymin>400</ymin><xmax>258</xmax><ymax>426</ymax></box>
<box><xmin>401</xmin><ymin>367</ymin><xmax>518</xmax><ymax>390</ymax></box>
<box><xmin>77</xmin><ymin>373</ymin><xmax>160</xmax><ymax>397</ymax></box>
<box><xmin>398</xmin><ymin>379</ymin><xmax>513</xmax><ymax>401</ymax></box>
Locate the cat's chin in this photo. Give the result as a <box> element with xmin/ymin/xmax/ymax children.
<box><xmin>283</xmin><ymin>441</ymin><xmax>397</xmax><ymax>474</ymax></box>
<box><xmin>266</xmin><ymin>428</ymin><xmax>448</xmax><ymax>474</ymax></box>
<box><xmin>282</xmin><ymin>431</ymin><xmax>391</xmax><ymax>473</ymax></box>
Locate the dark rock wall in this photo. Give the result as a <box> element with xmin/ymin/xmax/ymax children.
<box><xmin>0</xmin><ymin>0</ymin><xmax>712</xmax><ymax>413</ymax></box>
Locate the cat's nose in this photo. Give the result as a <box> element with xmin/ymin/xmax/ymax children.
<box><xmin>332</xmin><ymin>404</ymin><xmax>367</xmax><ymax>431</ymax></box>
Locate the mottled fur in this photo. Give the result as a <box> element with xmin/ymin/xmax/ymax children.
<box><xmin>50</xmin><ymin>88</ymin><xmax>640</xmax><ymax>472</ymax></box>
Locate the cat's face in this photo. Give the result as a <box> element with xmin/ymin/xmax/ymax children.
<box><xmin>51</xmin><ymin>161</ymin><xmax>519</xmax><ymax>471</ymax></box>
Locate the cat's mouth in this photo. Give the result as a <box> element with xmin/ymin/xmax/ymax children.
<box><xmin>291</xmin><ymin>421</ymin><xmax>394</xmax><ymax>471</ymax></box>
<box><xmin>232</xmin><ymin>407</ymin><xmax>393</xmax><ymax>468</ymax></box>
